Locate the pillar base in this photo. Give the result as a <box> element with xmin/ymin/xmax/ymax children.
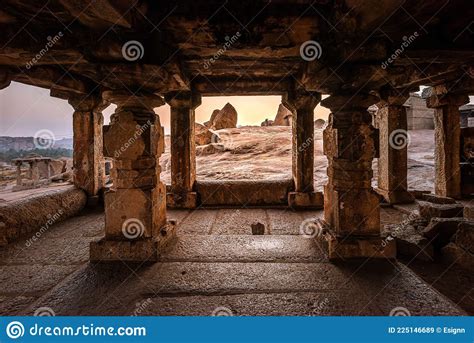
<box><xmin>320</xmin><ymin>229</ymin><xmax>396</xmax><ymax>261</ymax></box>
<box><xmin>166</xmin><ymin>192</ymin><xmax>198</xmax><ymax>209</ymax></box>
<box><xmin>376</xmin><ymin>188</ymin><xmax>415</xmax><ymax>204</ymax></box>
<box><xmin>90</xmin><ymin>221</ymin><xmax>176</xmax><ymax>262</ymax></box>
<box><xmin>288</xmin><ymin>191</ymin><xmax>323</xmax><ymax>209</ymax></box>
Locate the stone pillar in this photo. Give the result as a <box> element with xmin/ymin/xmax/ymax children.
<box><xmin>31</xmin><ymin>162</ymin><xmax>40</xmax><ymax>185</ymax></box>
<box><xmin>90</xmin><ymin>91</ymin><xmax>175</xmax><ymax>262</ymax></box>
<box><xmin>15</xmin><ymin>163</ymin><xmax>22</xmax><ymax>186</ymax></box>
<box><xmin>427</xmin><ymin>90</ymin><xmax>469</xmax><ymax>199</ymax></box>
<box><xmin>376</xmin><ymin>91</ymin><xmax>414</xmax><ymax>204</ymax></box>
<box><xmin>283</xmin><ymin>91</ymin><xmax>323</xmax><ymax>209</ymax></box>
<box><xmin>320</xmin><ymin>93</ymin><xmax>395</xmax><ymax>260</ymax></box>
<box><xmin>165</xmin><ymin>91</ymin><xmax>201</xmax><ymax>208</ymax></box>
<box><xmin>69</xmin><ymin>95</ymin><xmax>107</xmax><ymax>200</ymax></box>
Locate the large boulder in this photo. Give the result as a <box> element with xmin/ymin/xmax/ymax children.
<box><xmin>273</xmin><ymin>104</ymin><xmax>292</xmax><ymax>126</ymax></box>
<box><xmin>261</xmin><ymin>119</ymin><xmax>274</xmax><ymax>127</ymax></box>
<box><xmin>204</xmin><ymin>109</ymin><xmax>220</xmax><ymax>128</ymax></box>
<box><xmin>195</xmin><ymin>123</ymin><xmax>215</xmax><ymax>145</ymax></box>
<box><xmin>208</xmin><ymin>103</ymin><xmax>238</xmax><ymax>130</ymax></box>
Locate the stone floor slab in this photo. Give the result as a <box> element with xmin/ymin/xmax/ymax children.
<box><xmin>177</xmin><ymin>209</ymin><xmax>217</xmax><ymax>234</ymax></box>
<box><xmin>0</xmin><ymin>265</ymin><xmax>78</xmax><ymax>295</ymax></box>
<box><xmin>161</xmin><ymin>235</ymin><xmax>327</xmax><ymax>262</ymax></box>
<box><xmin>212</xmin><ymin>209</ymin><xmax>268</xmax><ymax>234</ymax></box>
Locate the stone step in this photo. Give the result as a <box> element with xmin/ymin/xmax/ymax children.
<box><xmin>161</xmin><ymin>234</ymin><xmax>327</xmax><ymax>262</ymax></box>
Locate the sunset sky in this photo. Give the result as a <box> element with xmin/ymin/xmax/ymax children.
<box><xmin>2</xmin><ymin>82</ymin><xmax>472</xmax><ymax>139</ymax></box>
<box><xmin>0</xmin><ymin>82</ymin><xmax>330</xmax><ymax>138</ymax></box>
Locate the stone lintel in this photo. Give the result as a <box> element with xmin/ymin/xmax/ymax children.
<box><xmin>90</xmin><ymin>221</ymin><xmax>176</xmax><ymax>262</ymax></box>
<box><xmin>166</xmin><ymin>192</ymin><xmax>198</xmax><ymax>209</ymax></box>
<box><xmin>288</xmin><ymin>191</ymin><xmax>324</xmax><ymax>209</ymax></box>
<box><xmin>426</xmin><ymin>93</ymin><xmax>469</xmax><ymax>108</ymax></box>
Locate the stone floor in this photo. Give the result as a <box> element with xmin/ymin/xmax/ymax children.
<box><xmin>0</xmin><ymin>207</ymin><xmax>467</xmax><ymax>316</ymax></box>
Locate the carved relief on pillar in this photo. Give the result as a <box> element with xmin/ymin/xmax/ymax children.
<box><xmin>319</xmin><ymin>93</ymin><xmax>395</xmax><ymax>260</ymax></box>
<box><xmin>90</xmin><ymin>90</ymin><xmax>175</xmax><ymax>262</ymax></box>
<box><xmin>283</xmin><ymin>90</ymin><xmax>323</xmax><ymax>209</ymax></box>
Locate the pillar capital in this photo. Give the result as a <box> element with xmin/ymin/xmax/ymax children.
<box><xmin>377</xmin><ymin>87</ymin><xmax>412</xmax><ymax>106</ymax></box>
<box><xmin>321</xmin><ymin>93</ymin><xmax>378</xmax><ymax>112</ymax></box>
<box><xmin>165</xmin><ymin>91</ymin><xmax>201</xmax><ymax>109</ymax></box>
<box><xmin>102</xmin><ymin>90</ymin><xmax>165</xmax><ymax>112</ymax></box>
<box><xmin>425</xmin><ymin>84</ymin><xmax>469</xmax><ymax>108</ymax></box>
<box><xmin>283</xmin><ymin>90</ymin><xmax>321</xmax><ymax>112</ymax></box>
<box><xmin>68</xmin><ymin>94</ymin><xmax>109</xmax><ymax>113</ymax></box>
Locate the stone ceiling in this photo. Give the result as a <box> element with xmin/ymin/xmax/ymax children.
<box><xmin>0</xmin><ymin>0</ymin><xmax>473</xmax><ymax>97</ymax></box>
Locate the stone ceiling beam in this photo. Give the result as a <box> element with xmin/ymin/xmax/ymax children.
<box><xmin>192</xmin><ymin>78</ymin><xmax>291</xmax><ymax>96</ymax></box>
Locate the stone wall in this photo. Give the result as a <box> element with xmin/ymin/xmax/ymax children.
<box><xmin>404</xmin><ymin>94</ymin><xmax>435</xmax><ymax>130</ymax></box>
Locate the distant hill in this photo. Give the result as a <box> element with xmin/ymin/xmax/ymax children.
<box><xmin>0</xmin><ymin>136</ymin><xmax>73</xmax><ymax>152</ymax></box>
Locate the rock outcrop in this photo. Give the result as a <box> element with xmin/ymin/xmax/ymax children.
<box><xmin>314</xmin><ymin>119</ymin><xmax>326</xmax><ymax>129</ymax></box>
<box><xmin>261</xmin><ymin>119</ymin><xmax>274</xmax><ymax>127</ymax></box>
<box><xmin>195</xmin><ymin>123</ymin><xmax>215</xmax><ymax>146</ymax></box>
<box><xmin>273</xmin><ymin>104</ymin><xmax>292</xmax><ymax>126</ymax></box>
<box><xmin>205</xmin><ymin>103</ymin><xmax>238</xmax><ymax>130</ymax></box>
<box><xmin>204</xmin><ymin>109</ymin><xmax>220</xmax><ymax>128</ymax></box>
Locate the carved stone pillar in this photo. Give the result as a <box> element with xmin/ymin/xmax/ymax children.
<box><xmin>90</xmin><ymin>91</ymin><xmax>175</xmax><ymax>262</ymax></box>
<box><xmin>376</xmin><ymin>90</ymin><xmax>414</xmax><ymax>204</ymax></box>
<box><xmin>283</xmin><ymin>90</ymin><xmax>323</xmax><ymax>209</ymax></box>
<box><xmin>427</xmin><ymin>89</ymin><xmax>469</xmax><ymax>199</ymax></box>
<box><xmin>68</xmin><ymin>95</ymin><xmax>107</xmax><ymax>200</ymax></box>
<box><xmin>321</xmin><ymin>93</ymin><xmax>395</xmax><ymax>260</ymax></box>
<box><xmin>165</xmin><ymin>91</ymin><xmax>201</xmax><ymax>209</ymax></box>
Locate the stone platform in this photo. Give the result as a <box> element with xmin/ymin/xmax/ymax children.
<box><xmin>0</xmin><ymin>208</ymin><xmax>467</xmax><ymax>316</ymax></box>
